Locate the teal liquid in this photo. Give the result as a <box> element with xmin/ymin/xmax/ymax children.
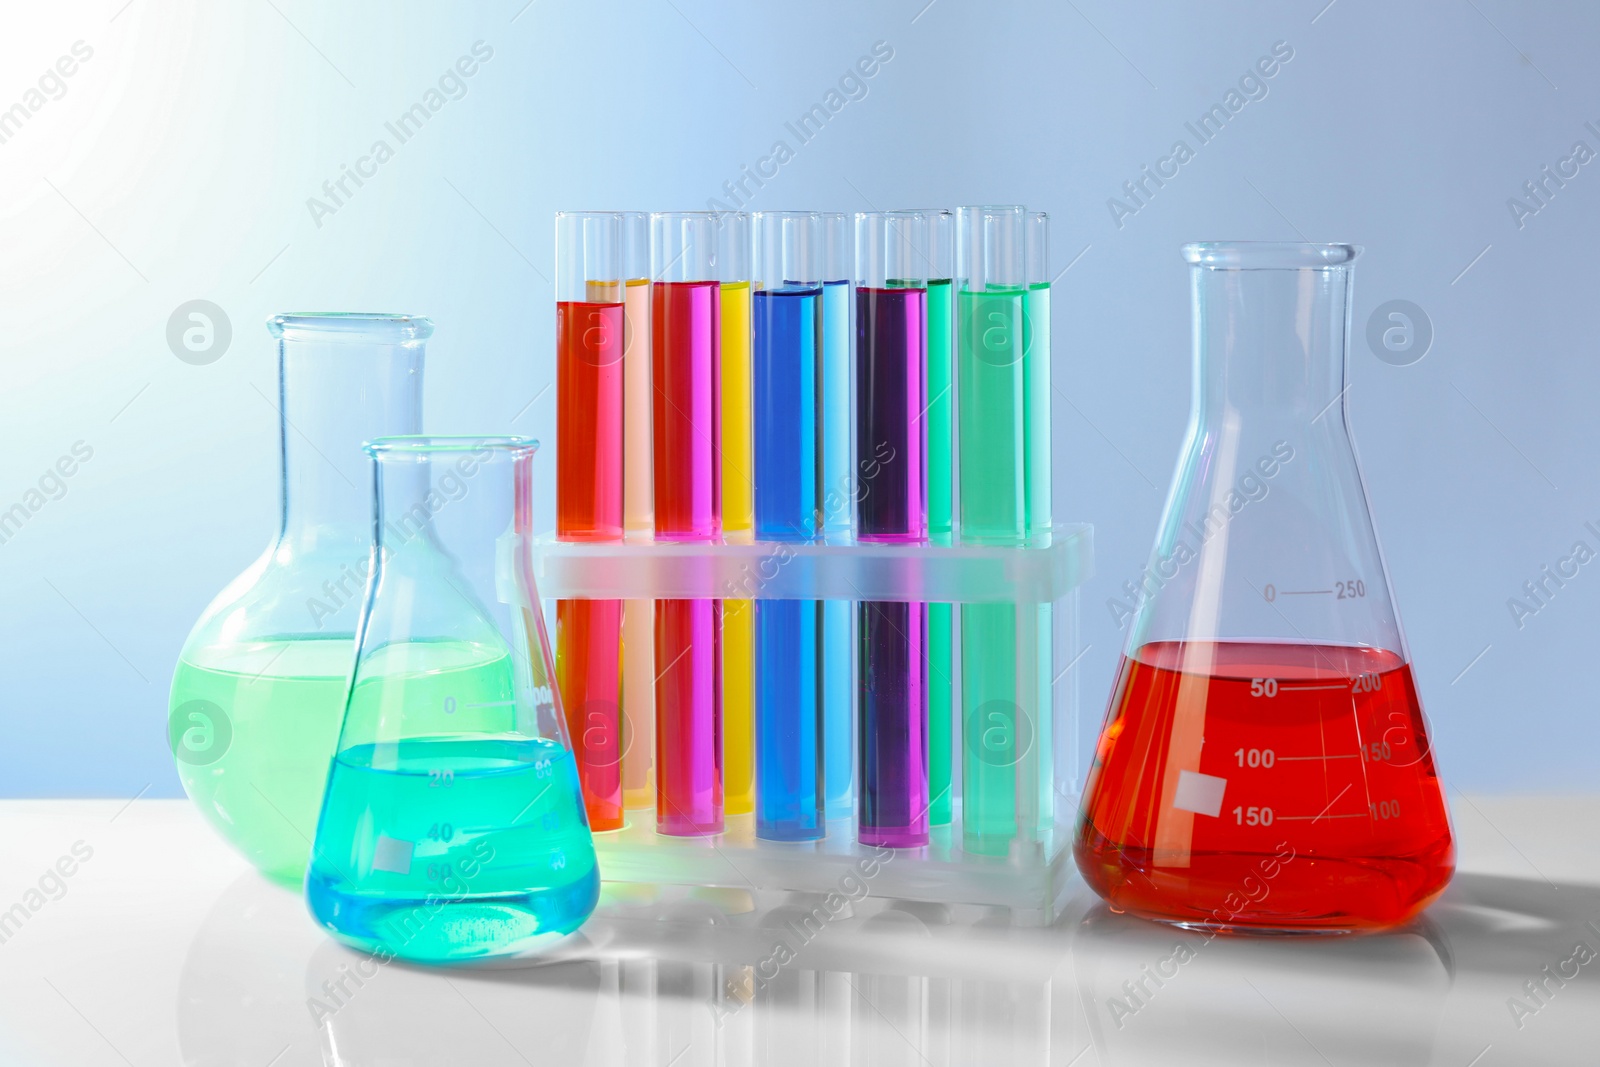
<box><xmin>307</xmin><ymin>737</ymin><xmax>598</xmax><ymax>962</ymax></box>
<box><xmin>1024</xmin><ymin>282</ymin><xmax>1051</xmax><ymax>535</ymax></box>
<box><xmin>929</xmin><ymin>604</ymin><xmax>953</xmax><ymax>825</ymax></box>
<box><xmin>307</xmin><ymin>640</ymin><xmax>595</xmax><ymax>962</ymax></box>
<box><xmin>927</xmin><ymin>279</ymin><xmax>954</xmax><ymax>826</ymax></box>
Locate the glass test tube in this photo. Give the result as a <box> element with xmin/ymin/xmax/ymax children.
<box><xmin>819</xmin><ymin>211</ymin><xmax>855</xmax><ymax>820</ymax></box>
<box><xmin>651</xmin><ymin>211</ymin><xmax>723</xmax><ymax>835</ymax></box>
<box><xmin>878</xmin><ymin>206</ymin><xmax>955</xmax><ymax>828</ymax></box>
<box><xmin>855</xmin><ymin>211</ymin><xmax>929</xmax><ymax>849</ymax></box>
<box><xmin>751</xmin><ymin>210</ymin><xmax>825</xmax><ymax>840</ymax></box>
<box><xmin>719</xmin><ymin>213</ymin><xmax>756</xmax><ymax>817</ymax></box>
<box><xmin>956</xmin><ymin>205</ymin><xmax>1039</xmax><ymax>855</ymax></box>
<box><xmin>1024</xmin><ymin>211</ymin><xmax>1052</xmax><ymax>537</ymax></box>
<box><xmin>555</xmin><ymin>211</ymin><xmax>626</xmax><ymax>831</ymax></box>
<box><xmin>1024</xmin><ymin>211</ymin><xmax>1053</xmax><ymax>830</ymax></box>
<box><xmin>620</xmin><ymin>211</ymin><xmax>656</xmax><ymax>810</ymax></box>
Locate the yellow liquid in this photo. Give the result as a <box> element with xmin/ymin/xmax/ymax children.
<box><xmin>722</xmin><ymin>597</ymin><xmax>755</xmax><ymax>814</ymax></box>
<box><xmin>720</xmin><ymin>280</ymin><xmax>754</xmax><ymax>534</ymax></box>
<box><xmin>720</xmin><ymin>280</ymin><xmax>754</xmax><ymax>814</ymax></box>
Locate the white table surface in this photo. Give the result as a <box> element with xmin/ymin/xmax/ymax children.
<box><xmin>0</xmin><ymin>797</ymin><xmax>1594</xmax><ymax>1066</ymax></box>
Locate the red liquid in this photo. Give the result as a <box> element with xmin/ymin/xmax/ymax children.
<box><xmin>1075</xmin><ymin>640</ymin><xmax>1454</xmax><ymax>932</ymax></box>
<box><xmin>557</xmin><ymin>599</ymin><xmax>623</xmax><ymax>831</ymax></box>
<box><xmin>556</xmin><ymin>300</ymin><xmax>624</xmax><ymax>540</ymax></box>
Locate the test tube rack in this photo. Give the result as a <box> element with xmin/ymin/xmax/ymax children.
<box><xmin>534</xmin><ymin>524</ymin><xmax>1092</xmax><ymax>924</ymax></box>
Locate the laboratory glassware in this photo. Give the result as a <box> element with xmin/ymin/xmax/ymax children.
<box><xmin>957</xmin><ymin>206</ymin><xmax>1051</xmax><ymax>856</ymax></box>
<box><xmin>720</xmin><ymin>212</ymin><xmax>757</xmax><ymax>819</ymax></box>
<box><xmin>818</xmin><ymin>211</ymin><xmax>855</xmax><ymax>822</ymax></box>
<box><xmin>855</xmin><ymin>210</ymin><xmax>929</xmax><ymax>848</ymax></box>
<box><xmin>1074</xmin><ymin>242</ymin><xmax>1454</xmax><ymax>933</ymax></box>
<box><xmin>170</xmin><ymin>312</ymin><xmax>426</xmax><ymax>884</ymax></box>
<box><xmin>555</xmin><ymin>211</ymin><xmax>625</xmax><ymax>831</ymax></box>
<box><xmin>651</xmin><ymin>211</ymin><xmax>724</xmax><ymax>835</ymax></box>
<box><xmin>306</xmin><ymin>436</ymin><xmax>598</xmax><ymax>962</ymax></box>
<box><xmin>914</xmin><ymin>208</ymin><xmax>956</xmax><ymax>826</ymax></box>
<box><xmin>620</xmin><ymin>210</ymin><xmax>656</xmax><ymax>811</ymax></box>
<box><xmin>752</xmin><ymin>209</ymin><xmax>825</xmax><ymax>840</ymax></box>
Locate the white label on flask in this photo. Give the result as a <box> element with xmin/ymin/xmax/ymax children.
<box><xmin>372</xmin><ymin>834</ymin><xmax>415</xmax><ymax>875</ymax></box>
<box><xmin>1173</xmin><ymin>770</ymin><xmax>1227</xmax><ymax>818</ymax></box>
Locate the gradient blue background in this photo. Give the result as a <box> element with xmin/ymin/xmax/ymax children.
<box><xmin>1</xmin><ymin>0</ymin><xmax>1593</xmax><ymax>797</ymax></box>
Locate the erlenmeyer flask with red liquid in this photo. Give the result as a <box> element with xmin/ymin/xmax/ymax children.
<box><xmin>1075</xmin><ymin>242</ymin><xmax>1454</xmax><ymax>933</ymax></box>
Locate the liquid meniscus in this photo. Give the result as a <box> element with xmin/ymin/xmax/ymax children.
<box><xmin>1075</xmin><ymin>640</ymin><xmax>1454</xmax><ymax>932</ymax></box>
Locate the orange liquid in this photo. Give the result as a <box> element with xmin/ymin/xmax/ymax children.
<box><xmin>1075</xmin><ymin>640</ymin><xmax>1454</xmax><ymax>932</ymax></box>
<box><xmin>557</xmin><ymin>599</ymin><xmax>623</xmax><ymax>831</ymax></box>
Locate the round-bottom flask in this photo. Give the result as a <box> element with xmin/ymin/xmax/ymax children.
<box><xmin>170</xmin><ymin>313</ymin><xmax>427</xmax><ymax>884</ymax></box>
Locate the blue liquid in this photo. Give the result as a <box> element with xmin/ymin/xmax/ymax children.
<box><xmin>820</xmin><ymin>279</ymin><xmax>854</xmax><ymax>818</ymax></box>
<box><xmin>754</xmin><ymin>600</ymin><xmax>824</xmax><ymax>839</ymax></box>
<box><xmin>822</xmin><ymin>600</ymin><xmax>853</xmax><ymax>819</ymax></box>
<box><xmin>752</xmin><ymin>285</ymin><xmax>825</xmax><ymax>839</ymax></box>
<box><xmin>753</xmin><ymin>286</ymin><xmax>819</xmax><ymax>540</ymax></box>
<box><xmin>306</xmin><ymin>737</ymin><xmax>599</xmax><ymax>962</ymax></box>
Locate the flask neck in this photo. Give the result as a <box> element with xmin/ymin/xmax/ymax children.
<box><xmin>277</xmin><ymin>338</ymin><xmax>423</xmax><ymax>551</ymax></box>
<box><xmin>1192</xmin><ymin>266</ymin><xmax>1351</xmax><ymax>424</ymax></box>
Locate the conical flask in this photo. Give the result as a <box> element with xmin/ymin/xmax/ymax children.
<box><xmin>169</xmin><ymin>313</ymin><xmax>427</xmax><ymax>884</ymax></box>
<box><xmin>306</xmin><ymin>437</ymin><xmax>598</xmax><ymax>962</ymax></box>
<box><xmin>1075</xmin><ymin>243</ymin><xmax>1453</xmax><ymax>933</ymax></box>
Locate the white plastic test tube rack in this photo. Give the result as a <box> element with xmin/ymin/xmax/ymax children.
<box><xmin>533</xmin><ymin>525</ymin><xmax>1094</xmax><ymax>924</ymax></box>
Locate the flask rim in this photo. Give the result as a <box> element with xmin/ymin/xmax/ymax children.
<box><xmin>1182</xmin><ymin>242</ymin><xmax>1361</xmax><ymax>269</ymax></box>
<box><xmin>365</xmin><ymin>434</ymin><xmax>537</xmax><ymax>459</ymax></box>
<box><xmin>267</xmin><ymin>312</ymin><xmax>434</xmax><ymax>343</ymax></box>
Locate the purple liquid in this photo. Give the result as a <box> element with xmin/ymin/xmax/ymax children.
<box><xmin>855</xmin><ymin>287</ymin><xmax>926</xmax><ymax>542</ymax></box>
<box><xmin>854</xmin><ymin>286</ymin><xmax>929</xmax><ymax>846</ymax></box>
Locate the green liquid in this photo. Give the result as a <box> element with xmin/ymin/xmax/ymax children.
<box><xmin>926</xmin><ymin>279</ymin><xmax>954</xmax><ymax>538</ymax></box>
<box><xmin>170</xmin><ymin>638</ymin><xmax>352</xmax><ymax>883</ymax></box>
<box><xmin>957</xmin><ymin>287</ymin><xmax>1026</xmax><ymax>542</ymax></box>
<box><xmin>927</xmin><ymin>279</ymin><xmax>954</xmax><ymax>826</ymax></box>
<box><xmin>307</xmin><ymin>641</ymin><xmax>597</xmax><ymax>962</ymax></box>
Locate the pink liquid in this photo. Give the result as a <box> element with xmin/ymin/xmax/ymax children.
<box><xmin>651</xmin><ymin>280</ymin><xmax>723</xmax><ymax>835</ymax></box>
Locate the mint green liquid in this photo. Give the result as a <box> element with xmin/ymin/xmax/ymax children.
<box><xmin>957</xmin><ymin>287</ymin><xmax>1026</xmax><ymax>542</ymax></box>
<box><xmin>957</xmin><ymin>286</ymin><xmax>1052</xmax><ymax>853</ymax></box>
<box><xmin>170</xmin><ymin>638</ymin><xmax>351</xmax><ymax>883</ymax></box>
<box><xmin>306</xmin><ymin>641</ymin><xmax>597</xmax><ymax>962</ymax></box>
